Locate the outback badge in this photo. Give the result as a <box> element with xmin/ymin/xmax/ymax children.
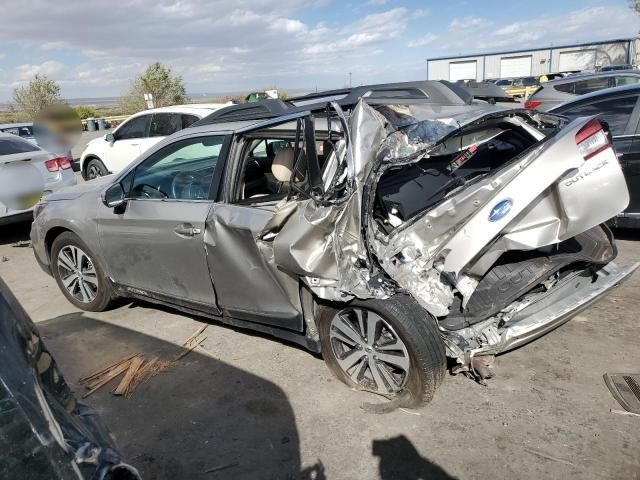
<box><xmin>489</xmin><ymin>199</ymin><xmax>513</xmax><ymax>222</ymax></box>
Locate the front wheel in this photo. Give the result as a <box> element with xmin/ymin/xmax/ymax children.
<box><xmin>51</xmin><ymin>232</ymin><xmax>117</xmax><ymax>311</ymax></box>
<box><xmin>318</xmin><ymin>295</ymin><xmax>446</xmax><ymax>408</ymax></box>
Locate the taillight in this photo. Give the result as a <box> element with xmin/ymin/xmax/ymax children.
<box><xmin>524</xmin><ymin>100</ymin><xmax>541</xmax><ymax>109</ymax></box>
<box><xmin>44</xmin><ymin>156</ymin><xmax>72</xmax><ymax>172</ymax></box>
<box><xmin>575</xmin><ymin>118</ymin><xmax>611</xmax><ymax>160</ymax></box>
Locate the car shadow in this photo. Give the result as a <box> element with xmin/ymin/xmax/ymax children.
<box><xmin>38</xmin><ymin>313</ymin><xmax>324</xmax><ymax>480</ymax></box>
<box><xmin>124</xmin><ymin>299</ymin><xmax>323</xmax><ymax>358</ymax></box>
<box><xmin>372</xmin><ymin>435</ymin><xmax>457</xmax><ymax>480</ymax></box>
<box><xmin>0</xmin><ymin>219</ymin><xmax>31</xmax><ymax>246</ymax></box>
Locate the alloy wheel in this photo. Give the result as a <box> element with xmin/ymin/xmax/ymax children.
<box><xmin>329</xmin><ymin>307</ymin><xmax>410</xmax><ymax>395</ymax></box>
<box><xmin>57</xmin><ymin>245</ymin><xmax>99</xmax><ymax>303</ymax></box>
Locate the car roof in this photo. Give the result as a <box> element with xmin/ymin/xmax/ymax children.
<box><xmin>194</xmin><ymin>80</ymin><xmax>474</xmax><ymax>127</ymax></box>
<box><xmin>544</xmin><ymin>70</ymin><xmax>640</xmax><ymax>86</ymax></box>
<box><xmin>129</xmin><ymin>103</ymin><xmax>231</xmax><ymax>118</ymax></box>
<box><xmin>548</xmin><ymin>83</ymin><xmax>640</xmax><ymax>111</ymax></box>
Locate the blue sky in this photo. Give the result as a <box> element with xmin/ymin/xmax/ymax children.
<box><xmin>0</xmin><ymin>0</ymin><xmax>637</xmax><ymax>100</ymax></box>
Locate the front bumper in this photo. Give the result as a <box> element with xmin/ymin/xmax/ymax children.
<box><xmin>497</xmin><ymin>262</ymin><xmax>639</xmax><ymax>353</ymax></box>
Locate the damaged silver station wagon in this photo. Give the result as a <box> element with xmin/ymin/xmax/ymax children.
<box><xmin>31</xmin><ymin>81</ymin><xmax>639</xmax><ymax>407</ymax></box>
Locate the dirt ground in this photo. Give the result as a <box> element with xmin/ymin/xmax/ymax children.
<box><xmin>1</xmin><ymin>220</ymin><xmax>639</xmax><ymax>480</ymax></box>
<box><xmin>1</xmin><ymin>129</ymin><xmax>639</xmax><ymax>479</ymax></box>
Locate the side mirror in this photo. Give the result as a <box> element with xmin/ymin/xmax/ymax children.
<box><xmin>102</xmin><ymin>183</ymin><xmax>125</xmax><ymax>209</ymax></box>
<box><xmin>105</xmin><ymin>133</ymin><xmax>115</xmax><ymax>143</ymax></box>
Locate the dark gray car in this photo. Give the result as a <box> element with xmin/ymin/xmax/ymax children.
<box><xmin>30</xmin><ymin>81</ymin><xmax>638</xmax><ymax>408</ymax></box>
<box><xmin>525</xmin><ymin>71</ymin><xmax>640</xmax><ymax>111</ymax></box>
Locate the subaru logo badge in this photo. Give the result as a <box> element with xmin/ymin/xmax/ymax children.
<box><xmin>488</xmin><ymin>199</ymin><xmax>513</xmax><ymax>222</ymax></box>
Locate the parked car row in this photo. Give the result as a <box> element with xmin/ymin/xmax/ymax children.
<box><xmin>28</xmin><ymin>80</ymin><xmax>638</xmax><ymax>408</ymax></box>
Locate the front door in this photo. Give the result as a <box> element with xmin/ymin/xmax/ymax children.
<box><xmin>97</xmin><ymin>134</ymin><xmax>227</xmax><ymax>308</ymax></box>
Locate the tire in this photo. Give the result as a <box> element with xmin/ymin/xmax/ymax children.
<box><xmin>85</xmin><ymin>158</ymin><xmax>109</xmax><ymax>180</ymax></box>
<box><xmin>318</xmin><ymin>295</ymin><xmax>446</xmax><ymax>408</ymax></box>
<box><xmin>51</xmin><ymin>232</ymin><xmax>117</xmax><ymax>312</ymax></box>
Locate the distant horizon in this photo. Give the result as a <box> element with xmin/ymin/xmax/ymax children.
<box><xmin>1</xmin><ymin>0</ymin><xmax>636</xmax><ymax>100</ymax></box>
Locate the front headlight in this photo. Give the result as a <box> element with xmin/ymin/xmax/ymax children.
<box><xmin>33</xmin><ymin>202</ymin><xmax>48</xmax><ymax>220</ymax></box>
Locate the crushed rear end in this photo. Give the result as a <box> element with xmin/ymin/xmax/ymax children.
<box><xmin>360</xmin><ymin>105</ymin><xmax>638</xmax><ymax>380</ymax></box>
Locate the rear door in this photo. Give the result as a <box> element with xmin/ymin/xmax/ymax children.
<box><xmin>205</xmin><ymin>113</ymin><xmax>323</xmax><ymax>331</ymax></box>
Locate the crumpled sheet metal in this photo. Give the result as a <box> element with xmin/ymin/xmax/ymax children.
<box><xmin>265</xmin><ymin>101</ymin><xmax>394</xmax><ymax>302</ymax></box>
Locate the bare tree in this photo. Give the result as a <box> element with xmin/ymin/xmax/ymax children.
<box><xmin>119</xmin><ymin>62</ymin><xmax>189</xmax><ymax>114</ymax></box>
<box><xmin>631</xmin><ymin>0</ymin><xmax>640</xmax><ymax>13</ymax></box>
<box><xmin>12</xmin><ymin>74</ymin><xmax>62</xmax><ymax>120</ymax></box>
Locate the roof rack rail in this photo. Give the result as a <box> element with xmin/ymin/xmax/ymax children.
<box><xmin>196</xmin><ymin>80</ymin><xmax>472</xmax><ymax>125</ymax></box>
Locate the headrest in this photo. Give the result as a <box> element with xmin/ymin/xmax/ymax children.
<box><xmin>272</xmin><ymin>147</ymin><xmax>306</xmax><ymax>182</ymax></box>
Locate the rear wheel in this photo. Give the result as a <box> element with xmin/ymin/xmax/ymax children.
<box><xmin>318</xmin><ymin>295</ymin><xmax>446</xmax><ymax>408</ymax></box>
<box><xmin>51</xmin><ymin>232</ymin><xmax>116</xmax><ymax>311</ymax></box>
<box><xmin>85</xmin><ymin>158</ymin><xmax>108</xmax><ymax>180</ymax></box>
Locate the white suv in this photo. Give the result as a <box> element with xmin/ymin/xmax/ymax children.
<box><xmin>79</xmin><ymin>104</ymin><xmax>228</xmax><ymax>180</ymax></box>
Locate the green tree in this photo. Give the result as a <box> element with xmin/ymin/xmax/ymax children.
<box><xmin>73</xmin><ymin>105</ymin><xmax>98</xmax><ymax>119</ymax></box>
<box><xmin>631</xmin><ymin>0</ymin><xmax>640</xmax><ymax>13</ymax></box>
<box><xmin>119</xmin><ymin>62</ymin><xmax>189</xmax><ymax>114</ymax></box>
<box><xmin>12</xmin><ymin>74</ymin><xmax>62</xmax><ymax>120</ymax></box>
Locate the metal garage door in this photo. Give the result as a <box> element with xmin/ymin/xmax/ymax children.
<box><xmin>449</xmin><ymin>61</ymin><xmax>477</xmax><ymax>82</ymax></box>
<box><xmin>500</xmin><ymin>56</ymin><xmax>532</xmax><ymax>77</ymax></box>
<box><xmin>559</xmin><ymin>49</ymin><xmax>596</xmax><ymax>71</ymax></box>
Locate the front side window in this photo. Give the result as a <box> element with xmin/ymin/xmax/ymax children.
<box><xmin>115</xmin><ymin>115</ymin><xmax>151</xmax><ymax>140</ymax></box>
<box><xmin>557</xmin><ymin>95</ymin><xmax>638</xmax><ymax>136</ymax></box>
<box><xmin>129</xmin><ymin>135</ymin><xmax>225</xmax><ymax>200</ymax></box>
<box><xmin>149</xmin><ymin>113</ymin><xmax>182</xmax><ymax>137</ymax></box>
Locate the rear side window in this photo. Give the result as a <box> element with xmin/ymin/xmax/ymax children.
<box><xmin>0</xmin><ymin>136</ymin><xmax>40</xmax><ymax>155</ymax></box>
<box><xmin>181</xmin><ymin>114</ymin><xmax>199</xmax><ymax>128</ymax></box>
<box><xmin>149</xmin><ymin>113</ymin><xmax>181</xmax><ymax>137</ymax></box>
<box><xmin>556</xmin><ymin>95</ymin><xmax>638</xmax><ymax>136</ymax></box>
<box><xmin>614</xmin><ymin>76</ymin><xmax>640</xmax><ymax>87</ymax></box>
<box><xmin>554</xmin><ymin>83</ymin><xmax>575</xmax><ymax>94</ymax></box>
<box><xmin>573</xmin><ymin>77</ymin><xmax>611</xmax><ymax>95</ymax></box>
<box><xmin>115</xmin><ymin>115</ymin><xmax>151</xmax><ymax>140</ymax></box>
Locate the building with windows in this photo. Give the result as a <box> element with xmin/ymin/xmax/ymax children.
<box><xmin>426</xmin><ymin>38</ymin><xmax>639</xmax><ymax>82</ymax></box>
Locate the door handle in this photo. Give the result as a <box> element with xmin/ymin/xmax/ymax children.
<box><xmin>174</xmin><ymin>224</ymin><xmax>201</xmax><ymax>237</ymax></box>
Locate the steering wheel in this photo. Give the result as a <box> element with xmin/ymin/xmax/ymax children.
<box><xmin>133</xmin><ymin>184</ymin><xmax>168</xmax><ymax>199</ymax></box>
<box><xmin>171</xmin><ymin>172</ymin><xmax>207</xmax><ymax>200</ymax></box>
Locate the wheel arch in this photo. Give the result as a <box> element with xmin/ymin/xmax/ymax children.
<box><xmin>44</xmin><ymin>226</ymin><xmax>74</xmax><ymax>262</ymax></box>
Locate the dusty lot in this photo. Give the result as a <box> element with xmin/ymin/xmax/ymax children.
<box><xmin>1</xmin><ymin>220</ymin><xmax>639</xmax><ymax>480</ymax></box>
<box><xmin>1</xmin><ymin>127</ymin><xmax>639</xmax><ymax>479</ymax></box>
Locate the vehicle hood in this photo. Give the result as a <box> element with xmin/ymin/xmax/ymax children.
<box><xmin>45</xmin><ymin>174</ymin><xmax>113</xmax><ymax>202</ymax></box>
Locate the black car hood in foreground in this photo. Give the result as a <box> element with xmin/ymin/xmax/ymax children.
<box><xmin>0</xmin><ymin>277</ymin><xmax>139</xmax><ymax>480</ymax></box>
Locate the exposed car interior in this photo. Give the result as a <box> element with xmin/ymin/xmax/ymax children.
<box><xmin>235</xmin><ymin>127</ymin><xmax>340</xmax><ymax>203</ymax></box>
<box><xmin>373</xmin><ymin>122</ymin><xmax>539</xmax><ymax>232</ymax></box>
